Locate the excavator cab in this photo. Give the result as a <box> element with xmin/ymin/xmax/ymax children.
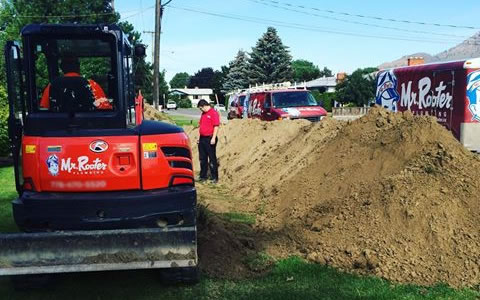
<box><xmin>1</xmin><ymin>24</ymin><xmax>197</xmax><ymax>280</ymax></box>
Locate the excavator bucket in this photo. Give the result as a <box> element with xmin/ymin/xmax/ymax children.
<box><xmin>0</xmin><ymin>227</ymin><xmax>197</xmax><ymax>276</ymax></box>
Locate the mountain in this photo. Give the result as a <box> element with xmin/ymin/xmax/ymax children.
<box><xmin>435</xmin><ymin>31</ymin><xmax>480</xmax><ymax>61</ymax></box>
<box><xmin>378</xmin><ymin>52</ymin><xmax>434</xmax><ymax>69</ymax></box>
<box><xmin>378</xmin><ymin>31</ymin><xmax>480</xmax><ymax>69</ymax></box>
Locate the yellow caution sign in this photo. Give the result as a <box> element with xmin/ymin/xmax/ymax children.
<box><xmin>142</xmin><ymin>143</ymin><xmax>158</xmax><ymax>151</ymax></box>
<box><xmin>25</xmin><ymin>145</ymin><xmax>36</xmax><ymax>154</ymax></box>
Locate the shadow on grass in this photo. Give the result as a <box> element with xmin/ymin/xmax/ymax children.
<box><xmin>0</xmin><ymin>257</ymin><xmax>477</xmax><ymax>300</ymax></box>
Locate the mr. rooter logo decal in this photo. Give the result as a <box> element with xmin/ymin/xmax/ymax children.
<box><xmin>467</xmin><ymin>70</ymin><xmax>480</xmax><ymax>122</ymax></box>
<box><xmin>46</xmin><ymin>140</ymin><xmax>108</xmax><ymax>176</ymax></box>
<box><xmin>376</xmin><ymin>70</ymin><xmax>454</xmax><ymax>124</ymax></box>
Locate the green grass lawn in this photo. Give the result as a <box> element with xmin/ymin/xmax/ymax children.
<box><xmin>0</xmin><ymin>167</ymin><xmax>18</xmax><ymax>232</ymax></box>
<box><xmin>169</xmin><ymin>115</ymin><xmax>199</xmax><ymax>127</ymax></box>
<box><xmin>0</xmin><ymin>166</ymin><xmax>478</xmax><ymax>299</ymax></box>
<box><xmin>0</xmin><ymin>257</ymin><xmax>478</xmax><ymax>300</ymax></box>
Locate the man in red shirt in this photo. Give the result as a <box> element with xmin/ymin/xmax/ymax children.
<box><xmin>197</xmin><ymin>99</ymin><xmax>220</xmax><ymax>183</ymax></box>
<box><xmin>40</xmin><ymin>56</ymin><xmax>112</xmax><ymax>110</ymax></box>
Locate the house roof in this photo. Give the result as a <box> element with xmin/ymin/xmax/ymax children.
<box><xmin>170</xmin><ymin>88</ymin><xmax>213</xmax><ymax>95</ymax></box>
<box><xmin>305</xmin><ymin>76</ymin><xmax>337</xmax><ymax>88</ymax></box>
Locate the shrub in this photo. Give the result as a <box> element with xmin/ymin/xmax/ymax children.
<box><xmin>168</xmin><ymin>94</ymin><xmax>192</xmax><ymax>108</ymax></box>
<box><xmin>311</xmin><ymin>90</ymin><xmax>334</xmax><ymax>112</ymax></box>
<box><xmin>178</xmin><ymin>98</ymin><xmax>192</xmax><ymax>108</ymax></box>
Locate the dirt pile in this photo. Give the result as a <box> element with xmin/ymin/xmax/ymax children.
<box><xmin>266</xmin><ymin>108</ymin><xmax>480</xmax><ymax>287</ymax></box>
<box><xmin>189</xmin><ymin>108</ymin><xmax>480</xmax><ymax>287</ymax></box>
<box><xmin>143</xmin><ymin>103</ymin><xmax>174</xmax><ymax>123</ymax></box>
<box><xmin>187</xmin><ymin>117</ymin><xmax>344</xmax><ymax>204</ymax></box>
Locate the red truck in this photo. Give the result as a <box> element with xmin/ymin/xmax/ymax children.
<box><xmin>247</xmin><ymin>89</ymin><xmax>327</xmax><ymax>122</ymax></box>
<box><xmin>375</xmin><ymin>58</ymin><xmax>480</xmax><ymax>151</ymax></box>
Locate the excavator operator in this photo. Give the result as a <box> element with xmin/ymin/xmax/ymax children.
<box><xmin>40</xmin><ymin>55</ymin><xmax>112</xmax><ymax>110</ymax></box>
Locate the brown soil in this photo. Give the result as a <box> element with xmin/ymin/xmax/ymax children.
<box><xmin>190</xmin><ymin>108</ymin><xmax>480</xmax><ymax>288</ymax></box>
<box><xmin>143</xmin><ymin>103</ymin><xmax>174</xmax><ymax>123</ymax></box>
<box><xmin>197</xmin><ymin>208</ymin><xmax>262</xmax><ymax>279</ymax></box>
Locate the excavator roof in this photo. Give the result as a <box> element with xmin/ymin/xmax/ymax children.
<box><xmin>21</xmin><ymin>23</ymin><xmax>123</xmax><ymax>37</ymax></box>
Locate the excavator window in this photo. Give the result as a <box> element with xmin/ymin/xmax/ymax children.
<box><xmin>32</xmin><ymin>37</ymin><xmax>117</xmax><ymax>113</ymax></box>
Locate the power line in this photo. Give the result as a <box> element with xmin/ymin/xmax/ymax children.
<box><xmin>120</xmin><ymin>6</ymin><xmax>155</xmax><ymax>20</ymax></box>
<box><xmin>169</xmin><ymin>5</ymin><xmax>480</xmax><ymax>45</ymax></box>
<box><xmin>247</xmin><ymin>0</ymin><xmax>473</xmax><ymax>41</ymax></box>
<box><xmin>254</xmin><ymin>0</ymin><xmax>480</xmax><ymax>30</ymax></box>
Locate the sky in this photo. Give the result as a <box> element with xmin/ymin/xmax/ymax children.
<box><xmin>115</xmin><ymin>0</ymin><xmax>480</xmax><ymax>82</ymax></box>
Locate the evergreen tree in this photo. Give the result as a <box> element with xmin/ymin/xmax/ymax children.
<box><xmin>249</xmin><ymin>27</ymin><xmax>293</xmax><ymax>85</ymax></box>
<box><xmin>223</xmin><ymin>50</ymin><xmax>250</xmax><ymax>92</ymax></box>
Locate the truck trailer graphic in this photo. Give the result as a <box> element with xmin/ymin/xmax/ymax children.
<box><xmin>375</xmin><ymin>58</ymin><xmax>480</xmax><ymax>151</ymax></box>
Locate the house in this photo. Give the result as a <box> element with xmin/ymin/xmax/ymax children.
<box><xmin>304</xmin><ymin>76</ymin><xmax>337</xmax><ymax>93</ymax></box>
<box><xmin>304</xmin><ymin>73</ymin><xmax>346</xmax><ymax>93</ymax></box>
<box><xmin>170</xmin><ymin>87</ymin><xmax>213</xmax><ymax>107</ymax></box>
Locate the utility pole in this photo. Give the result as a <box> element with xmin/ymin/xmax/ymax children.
<box><xmin>152</xmin><ymin>0</ymin><xmax>162</xmax><ymax>110</ymax></box>
<box><xmin>151</xmin><ymin>0</ymin><xmax>174</xmax><ymax>110</ymax></box>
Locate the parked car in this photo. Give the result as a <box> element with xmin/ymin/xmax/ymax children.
<box><xmin>214</xmin><ymin>104</ymin><xmax>226</xmax><ymax>112</ymax></box>
<box><xmin>247</xmin><ymin>90</ymin><xmax>327</xmax><ymax>122</ymax></box>
<box><xmin>166</xmin><ymin>100</ymin><xmax>177</xmax><ymax>110</ymax></box>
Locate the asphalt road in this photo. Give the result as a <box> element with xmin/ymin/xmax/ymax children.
<box><xmin>163</xmin><ymin>108</ymin><xmax>228</xmax><ymax>122</ymax></box>
<box><xmin>164</xmin><ymin>108</ymin><xmax>361</xmax><ymax>123</ymax></box>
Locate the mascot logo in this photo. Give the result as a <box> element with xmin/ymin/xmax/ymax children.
<box><xmin>467</xmin><ymin>70</ymin><xmax>480</xmax><ymax>122</ymax></box>
<box><xmin>376</xmin><ymin>70</ymin><xmax>399</xmax><ymax>112</ymax></box>
<box><xmin>46</xmin><ymin>154</ymin><xmax>59</xmax><ymax>176</ymax></box>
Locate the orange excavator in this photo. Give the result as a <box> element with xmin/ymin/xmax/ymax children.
<box><xmin>1</xmin><ymin>24</ymin><xmax>197</xmax><ymax>282</ymax></box>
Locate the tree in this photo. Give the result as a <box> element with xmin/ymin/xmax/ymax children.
<box><xmin>335</xmin><ymin>67</ymin><xmax>378</xmax><ymax>106</ymax></box>
<box><xmin>223</xmin><ymin>50</ymin><xmax>250</xmax><ymax>92</ymax></box>
<box><xmin>319</xmin><ymin>67</ymin><xmax>333</xmax><ymax>78</ymax></box>
<box><xmin>249</xmin><ymin>27</ymin><xmax>293</xmax><ymax>85</ymax></box>
<box><xmin>292</xmin><ymin>59</ymin><xmax>320</xmax><ymax>82</ymax></box>
<box><xmin>311</xmin><ymin>90</ymin><xmax>335</xmax><ymax>112</ymax></box>
<box><xmin>170</xmin><ymin>72</ymin><xmax>191</xmax><ymax>89</ymax></box>
<box><xmin>0</xmin><ymin>0</ymin><xmax>119</xmax><ymax>83</ymax></box>
<box><xmin>0</xmin><ymin>0</ymin><xmax>120</xmax><ymax>157</ymax></box>
<box><xmin>117</xmin><ymin>21</ymin><xmax>154</xmax><ymax>103</ymax></box>
<box><xmin>188</xmin><ymin>67</ymin><xmax>215</xmax><ymax>88</ymax></box>
<box><xmin>212</xmin><ymin>67</ymin><xmax>229</xmax><ymax>104</ymax></box>
<box><xmin>155</xmin><ymin>69</ymin><xmax>169</xmax><ymax>106</ymax></box>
